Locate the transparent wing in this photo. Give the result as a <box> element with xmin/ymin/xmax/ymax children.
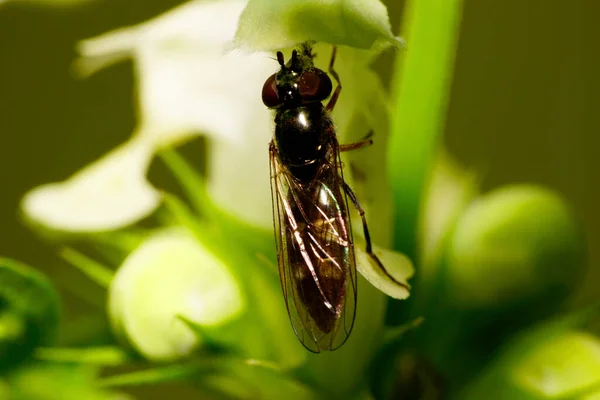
<box><xmin>269</xmin><ymin>139</ymin><xmax>357</xmax><ymax>353</ymax></box>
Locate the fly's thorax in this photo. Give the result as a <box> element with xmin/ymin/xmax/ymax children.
<box><xmin>274</xmin><ymin>104</ymin><xmax>331</xmax><ymax>177</ymax></box>
<box><xmin>274</xmin><ymin>104</ymin><xmax>329</xmax><ymax>162</ymax></box>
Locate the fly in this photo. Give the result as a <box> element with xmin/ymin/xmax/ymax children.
<box><xmin>263</xmin><ymin>42</ymin><xmax>407</xmax><ymax>352</ymax></box>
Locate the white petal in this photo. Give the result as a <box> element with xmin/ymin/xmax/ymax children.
<box><xmin>76</xmin><ymin>0</ymin><xmax>276</xmax><ymax>227</ymax></box>
<box><xmin>202</xmin><ymin>48</ymin><xmax>275</xmax><ymax>227</ymax></box>
<box><xmin>208</xmin><ymin>135</ymin><xmax>273</xmax><ymax>228</ymax></box>
<box><xmin>21</xmin><ymin>138</ymin><xmax>160</xmax><ymax>232</ymax></box>
<box><xmin>136</xmin><ymin>45</ymin><xmax>274</xmax><ymax>146</ymax></box>
<box><xmin>76</xmin><ymin>0</ymin><xmax>243</xmax><ymax>75</ymax></box>
<box><xmin>77</xmin><ymin>0</ymin><xmax>274</xmax><ymax>146</ymax></box>
<box><xmin>356</xmin><ymin>244</ymin><xmax>414</xmax><ymax>299</ymax></box>
<box><xmin>75</xmin><ymin>25</ymin><xmax>141</xmax><ymax>76</ymax></box>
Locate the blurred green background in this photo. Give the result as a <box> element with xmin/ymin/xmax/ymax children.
<box><xmin>0</xmin><ymin>1</ymin><xmax>599</xmax><ymax>399</ymax></box>
<box><xmin>1</xmin><ymin>0</ymin><xmax>598</xmax><ymax>305</ymax></box>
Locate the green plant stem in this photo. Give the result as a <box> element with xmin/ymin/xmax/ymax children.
<box><xmin>387</xmin><ymin>0</ymin><xmax>464</xmax><ymax>261</ymax></box>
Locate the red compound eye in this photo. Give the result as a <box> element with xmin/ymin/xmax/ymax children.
<box><xmin>298</xmin><ymin>69</ymin><xmax>332</xmax><ymax>102</ymax></box>
<box><xmin>262</xmin><ymin>73</ymin><xmax>280</xmax><ymax>108</ymax></box>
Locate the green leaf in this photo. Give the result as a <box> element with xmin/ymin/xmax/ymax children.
<box><xmin>234</xmin><ymin>0</ymin><xmax>401</xmax><ymax>51</ymax></box>
<box><xmin>382</xmin><ymin>316</ymin><xmax>424</xmax><ymax>345</ymax></box>
<box><xmin>159</xmin><ymin>149</ymin><xmax>213</xmax><ymax>216</ymax></box>
<box><xmin>200</xmin><ymin>357</ymin><xmax>316</xmax><ymax>400</ymax></box>
<box><xmin>34</xmin><ymin>346</ymin><xmax>132</xmax><ymax>366</ymax></box>
<box><xmin>100</xmin><ymin>357</ymin><xmax>316</xmax><ymax>399</ymax></box>
<box><xmin>387</xmin><ymin>0</ymin><xmax>464</xmax><ymax>260</ymax></box>
<box><xmin>9</xmin><ymin>364</ymin><xmax>126</xmax><ymax>400</ymax></box>
<box><xmin>88</xmin><ymin>229</ymin><xmax>152</xmax><ymax>256</ymax></box>
<box><xmin>0</xmin><ymin>258</ymin><xmax>61</xmax><ymax>371</ymax></box>
<box><xmin>99</xmin><ymin>363</ymin><xmax>199</xmax><ymax>388</ymax></box>
<box><xmin>59</xmin><ymin>247</ymin><xmax>114</xmax><ymax>288</ymax></box>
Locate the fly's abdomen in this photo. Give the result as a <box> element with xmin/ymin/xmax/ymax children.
<box><xmin>287</xmin><ymin>229</ymin><xmax>348</xmax><ymax>334</ymax></box>
<box><xmin>284</xmin><ymin>179</ymin><xmax>351</xmax><ymax>335</ymax></box>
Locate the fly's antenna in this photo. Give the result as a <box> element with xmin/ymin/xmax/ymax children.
<box><xmin>276</xmin><ymin>51</ymin><xmax>285</xmax><ymax>67</ymax></box>
<box><xmin>291</xmin><ymin>50</ymin><xmax>299</xmax><ymax>69</ymax></box>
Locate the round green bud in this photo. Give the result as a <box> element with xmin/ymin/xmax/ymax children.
<box><xmin>463</xmin><ymin>329</ymin><xmax>600</xmax><ymax>400</ymax></box>
<box><xmin>512</xmin><ymin>331</ymin><xmax>600</xmax><ymax>397</ymax></box>
<box><xmin>445</xmin><ymin>184</ymin><xmax>585</xmax><ymax>309</ymax></box>
<box><xmin>109</xmin><ymin>228</ymin><xmax>245</xmax><ymax>361</ymax></box>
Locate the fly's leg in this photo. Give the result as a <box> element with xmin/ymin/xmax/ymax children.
<box><xmin>340</xmin><ymin>139</ymin><xmax>372</xmax><ymax>152</ymax></box>
<box><xmin>326</xmin><ymin>46</ymin><xmax>341</xmax><ymax>112</ymax></box>
<box><xmin>342</xmin><ymin>182</ymin><xmax>410</xmax><ymax>290</ymax></box>
<box><xmin>340</xmin><ymin>131</ymin><xmax>375</xmax><ymax>152</ymax></box>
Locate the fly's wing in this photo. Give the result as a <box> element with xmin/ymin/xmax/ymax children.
<box><xmin>269</xmin><ymin>140</ymin><xmax>357</xmax><ymax>353</ymax></box>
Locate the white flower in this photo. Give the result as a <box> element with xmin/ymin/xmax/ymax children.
<box><xmin>21</xmin><ymin>137</ymin><xmax>159</xmax><ymax>232</ymax></box>
<box><xmin>78</xmin><ymin>0</ymin><xmax>275</xmax><ymax>229</ymax></box>
<box><xmin>23</xmin><ymin>0</ymin><xmax>275</xmax><ymax>231</ymax></box>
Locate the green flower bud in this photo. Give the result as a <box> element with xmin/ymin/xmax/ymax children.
<box><xmin>512</xmin><ymin>331</ymin><xmax>600</xmax><ymax>397</ymax></box>
<box><xmin>0</xmin><ymin>259</ymin><xmax>61</xmax><ymax>370</ymax></box>
<box><xmin>109</xmin><ymin>228</ymin><xmax>245</xmax><ymax>361</ymax></box>
<box><xmin>445</xmin><ymin>184</ymin><xmax>586</xmax><ymax>309</ymax></box>
<box><xmin>463</xmin><ymin>328</ymin><xmax>600</xmax><ymax>400</ymax></box>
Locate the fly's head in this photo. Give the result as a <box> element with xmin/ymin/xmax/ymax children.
<box><xmin>262</xmin><ymin>46</ymin><xmax>333</xmax><ymax>110</ymax></box>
